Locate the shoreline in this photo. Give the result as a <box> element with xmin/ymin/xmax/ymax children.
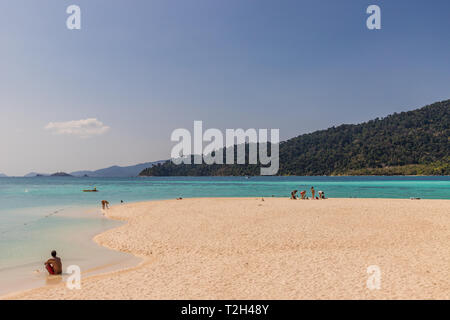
<box><xmin>1</xmin><ymin>200</ymin><xmax>151</xmax><ymax>300</ymax></box>
<box><xmin>0</xmin><ymin>205</ymin><xmax>142</xmax><ymax>299</ymax></box>
<box><xmin>3</xmin><ymin>197</ymin><xmax>450</xmax><ymax>300</ymax></box>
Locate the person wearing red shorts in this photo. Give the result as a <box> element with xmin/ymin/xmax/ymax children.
<box><xmin>45</xmin><ymin>250</ymin><xmax>62</xmax><ymax>275</ymax></box>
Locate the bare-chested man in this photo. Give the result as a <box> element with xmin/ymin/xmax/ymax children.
<box><xmin>101</xmin><ymin>200</ymin><xmax>110</xmax><ymax>210</ymax></box>
<box><xmin>45</xmin><ymin>250</ymin><xmax>62</xmax><ymax>275</ymax></box>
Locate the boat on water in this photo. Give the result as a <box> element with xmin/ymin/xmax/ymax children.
<box><xmin>83</xmin><ymin>187</ymin><xmax>98</xmax><ymax>192</ymax></box>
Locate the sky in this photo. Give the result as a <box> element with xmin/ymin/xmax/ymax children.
<box><xmin>0</xmin><ymin>0</ymin><xmax>449</xmax><ymax>176</ymax></box>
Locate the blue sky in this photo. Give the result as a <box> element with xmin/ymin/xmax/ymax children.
<box><xmin>1</xmin><ymin>0</ymin><xmax>449</xmax><ymax>176</ymax></box>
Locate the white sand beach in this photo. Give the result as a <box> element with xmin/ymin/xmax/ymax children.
<box><xmin>4</xmin><ymin>198</ymin><xmax>450</xmax><ymax>300</ymax></box>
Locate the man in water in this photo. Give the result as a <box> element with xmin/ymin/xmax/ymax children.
<box><xmin>101</xmin><ymin>200</ymin><xmax>110</xmax><ymax>210</ymax></box>
<box><xmin>45</xmin><ymin>250</ymin><xmax>62</xmax><ymax>275</ymax></box>
<box><xmin>311</xmin><ymin>186</ymin><xmax>316</xmax><ymax>199</ymax></box>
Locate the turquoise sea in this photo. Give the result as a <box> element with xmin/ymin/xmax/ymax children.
<box><xmin>0</xmin><ymin>176</ymin><xmax>449</xmax><ymax>295</ymax></box>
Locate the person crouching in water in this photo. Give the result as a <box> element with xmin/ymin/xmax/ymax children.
<box><xmin>101</xmin><ymin>200</ymin><xmax>110</xmax><ymax>210</ymax></box>
<box><xmin>45</xmin><ymin>250</ymin><xmax>62</xmax><ymax>275</ymax></box>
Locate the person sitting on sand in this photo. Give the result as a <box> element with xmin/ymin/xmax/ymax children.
<box><xmin>45</xmin><ymin>250</ymin><xmax>62</xmax><ymax>275</ymax></box>
<box><xmin>300</xmin><ymin>190</ymin><xmax>306</xmax><ymax>199</ymax></box>
<box><xmin>290</xmin><ymin>190</ymin><xmax>298</xmax><ymax>199</ymax></box>
<box><xmin>101</xmin><ymin>200</ymin><xmax>110</xmax><ymax>210</ymax></box>
<box><xmin>311</xmin><ymin>186</ymin><xmax>315</xmax><ymax>199</ymax></box>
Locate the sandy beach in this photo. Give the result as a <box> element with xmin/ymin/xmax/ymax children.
<box><xmin>4</xmin><ymin>197</ymin><xmax>450</xmax><ymax>300</ymax></box>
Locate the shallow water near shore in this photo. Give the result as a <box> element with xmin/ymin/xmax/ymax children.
<box><xmin>0</xmin><ymin>176</ymin><xmax>449</xmax><ymax>295</ymax></box>
<box><xmin>0</xmin><ymin>205</ymin><xmax>140</xmax><ymax>296</ymax></box>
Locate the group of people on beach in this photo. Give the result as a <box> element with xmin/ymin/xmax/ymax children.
<box><xmin>291</xmin><ymin>186</ymin><xmax>326</xmax><ymax>200</ymax></box>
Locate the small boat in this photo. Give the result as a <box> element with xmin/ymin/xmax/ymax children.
<box><xmin>83</xmin><ymin>188</ymin><xmax>98</xmax><ymax>192</ymax></box>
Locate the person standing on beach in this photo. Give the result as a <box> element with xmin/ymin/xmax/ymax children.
<box><xmin>101</xmin><ymin>200</ymin><xmax>110</xmax><ymax>210</ymax></box>
<box><xmin>44</xmin><ymin>250</ymin><xmax>62</xmax><ymax>275</ymax></box>
<box><xmin>311</xmin><ymin>187</ymin><xmax>315</xmax><ymax>199</ymax></box>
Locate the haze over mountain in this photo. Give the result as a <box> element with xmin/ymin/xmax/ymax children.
<box><xmin>23</xmin><ymin>172</ymin><xmax>49</xmax><ymax>177</ymax></box>
<box><xmin>0</xmin><ymin>173</ymin><xmax>7</xmax><ymax>178</ymax></box>
<box><xmin>141</xmin><ymin>100</ymin><xmax>450</xmax><ymax>176</ymax></box>
<box><xmin>21</xmin><ymin>161</ymin><xmax>166</xmax><ymax>178</ymax></box>
<box><xmin>70</xmin><ymin>161</ymin><xmax>166</xmax><ymax>178</ymax></box>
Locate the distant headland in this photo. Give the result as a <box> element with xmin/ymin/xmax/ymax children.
<box><xmin>140</xmin><ymin>99</ymin><xmax>450</xmax><ymax>177</ymax></box>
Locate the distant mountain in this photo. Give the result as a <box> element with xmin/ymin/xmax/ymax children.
<box><xmin>140</xmin><ymin>99</ymin><xmax>450</xmax><ymax>176</ymax></box>
<box><xmin>22</xmin><ymin>161</ymin><xmax>166</xmax><ymax>178</ymax></box>
<box><xmin>0</xmin><ymin>173</ymin><xmax>7</xmax><ymax>178</ymax></box>
<box><xmin>71</xmin><ymin>161</ymin><xmax>166</xmax><ymax>178</ymax></box>
<box><xmin>50</xmin><ymin>172</ymin><xmax>73</xmax><ymax>177</ymax></box>
<box><xmin>24</xmin><ymin>172</ymin><xmax>73</xmax><ymax>177</ymax></box>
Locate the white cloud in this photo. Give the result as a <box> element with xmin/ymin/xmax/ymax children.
<box><xmin>45</xmin><ymin>118</ymin><xmax>110</xmax><ymax>138</ymax></box>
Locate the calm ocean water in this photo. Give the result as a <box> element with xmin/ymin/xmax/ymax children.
<box><xmin>0</xmin><ymin>176</ymin><xmax>449</xmax><ymax>294</ymax></box>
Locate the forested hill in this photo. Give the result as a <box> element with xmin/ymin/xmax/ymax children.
<box><xmin>140</xmin><ymin>100</ymin><xmax>450</xmax><ymax>176</ymax></box>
